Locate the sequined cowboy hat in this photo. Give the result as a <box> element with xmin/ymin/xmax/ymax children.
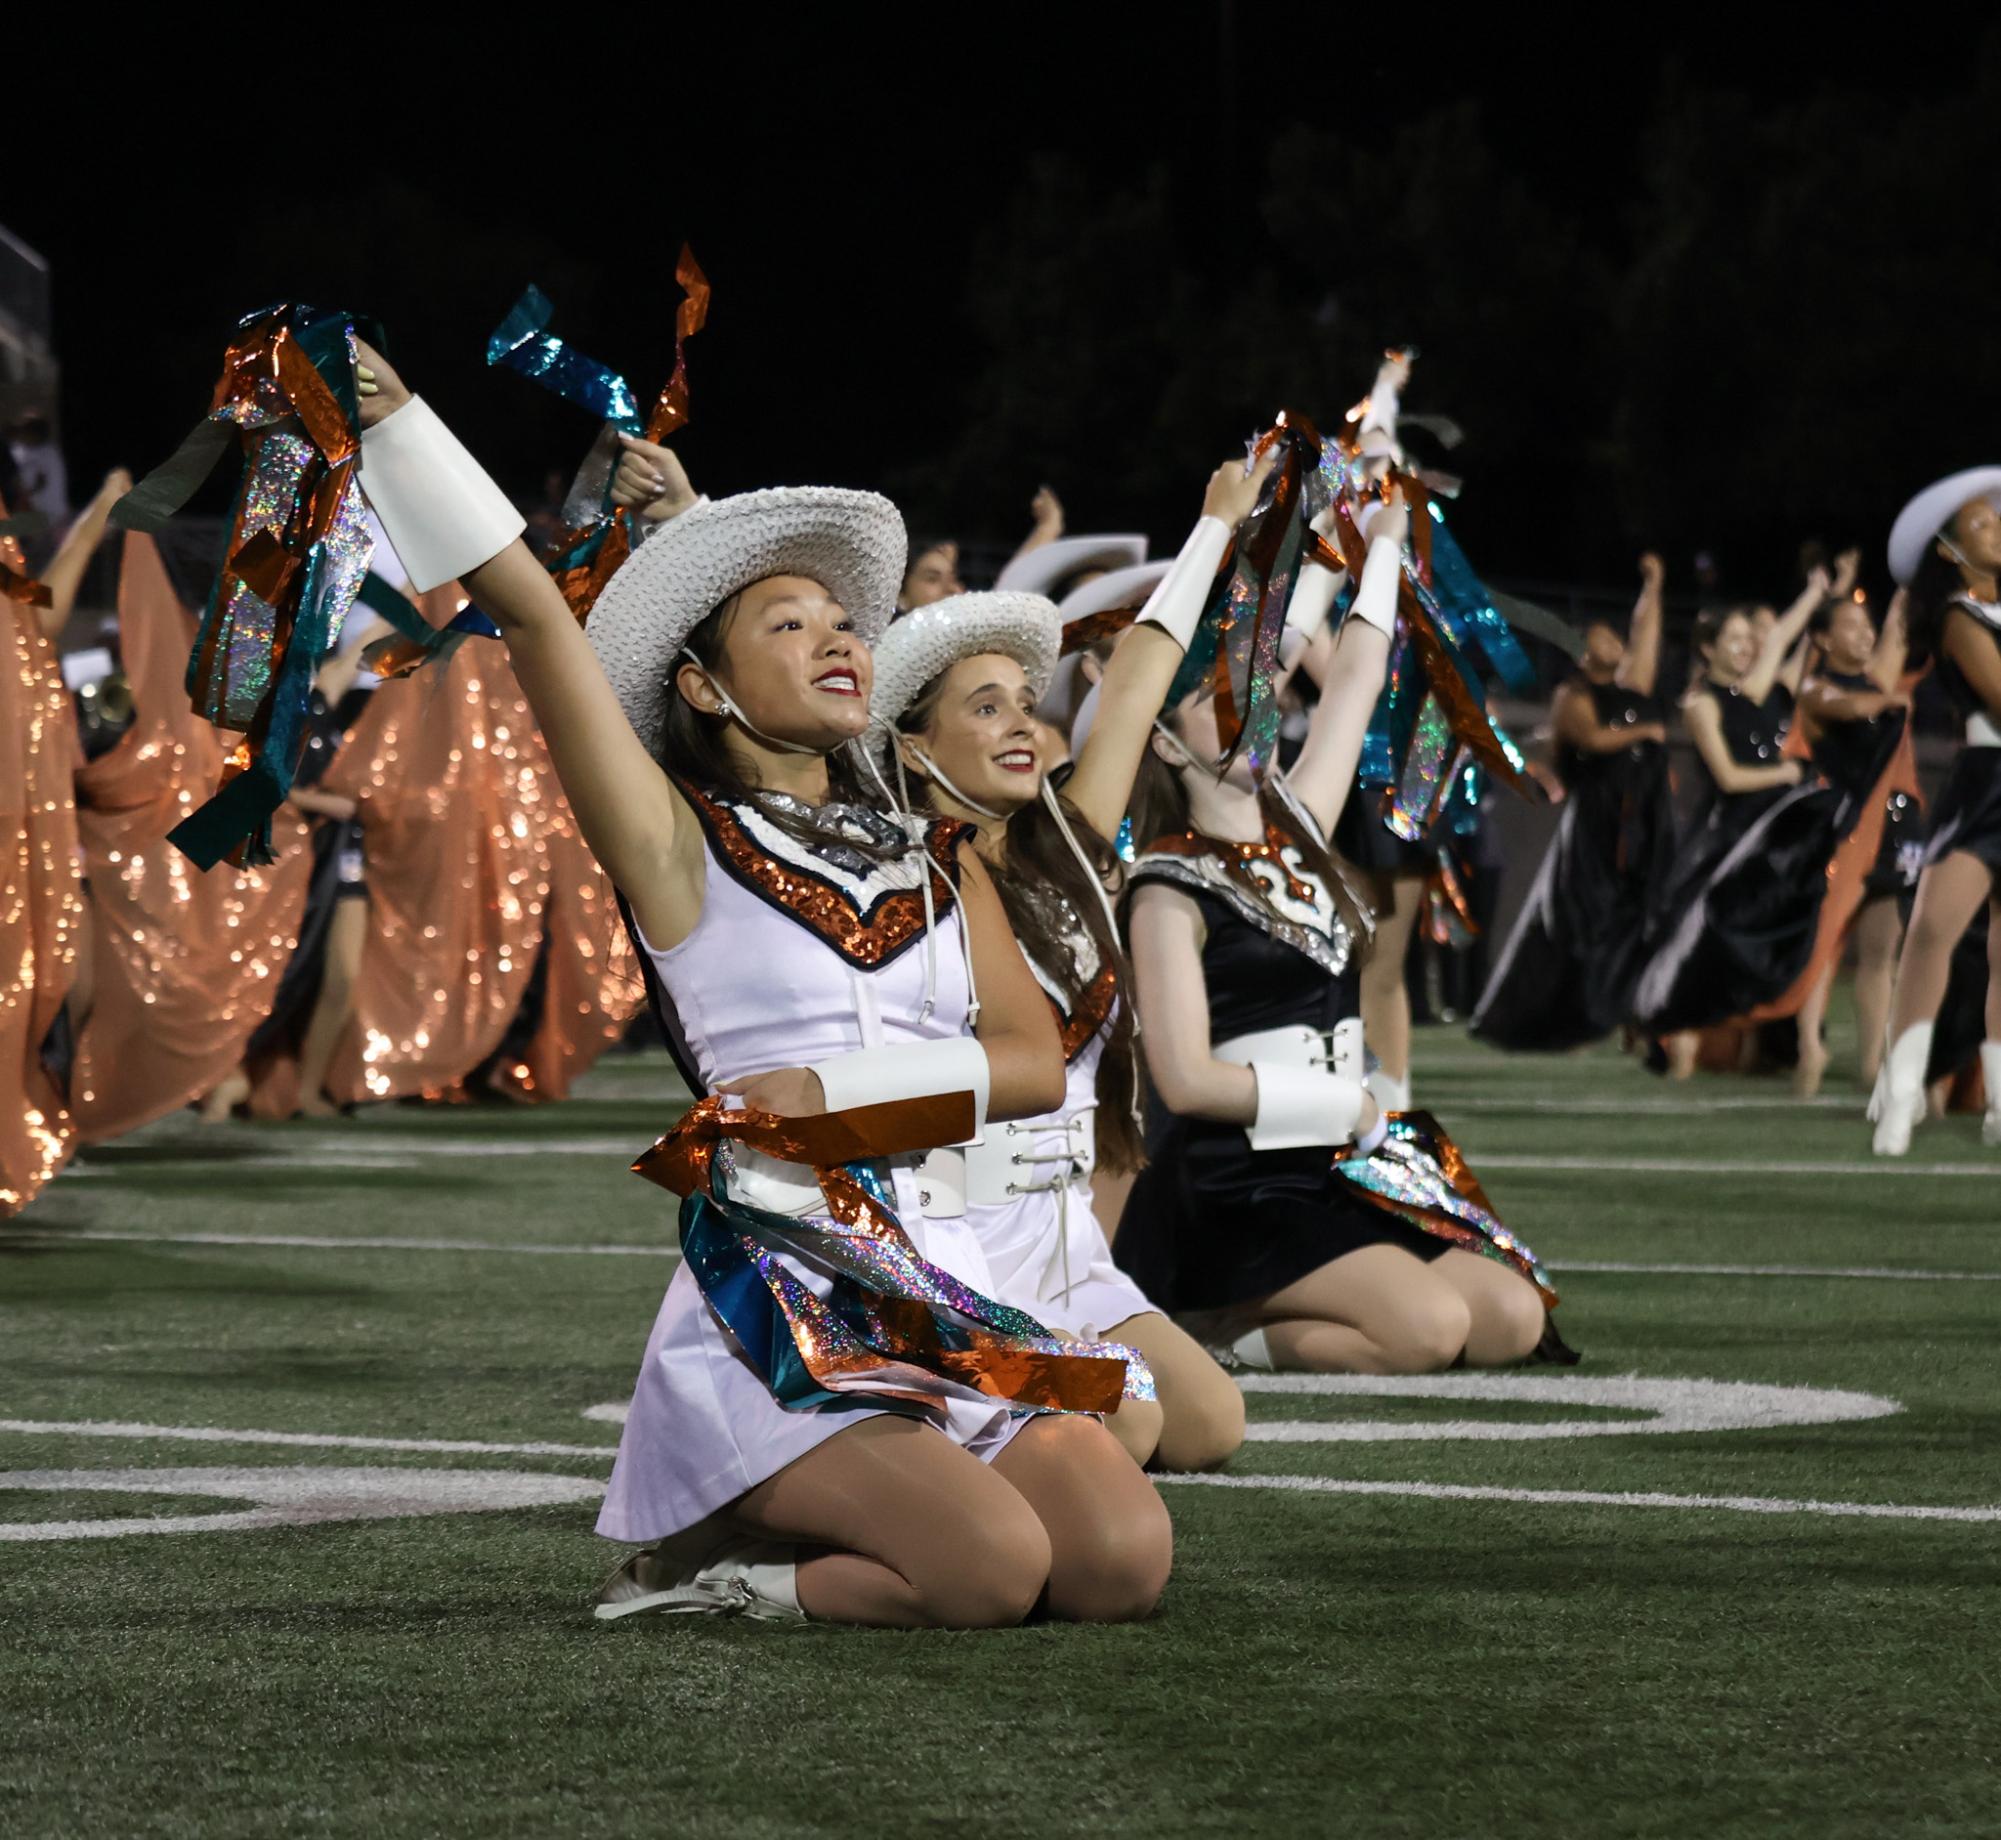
<box><xmin>588</xmin><ymin>486</ymin><xmax>907</xmax><ymax>753</ymax></box>
<box><xmin>869</xmin><ymin>590</ymin><xmax>1062</xmax><ymax>728</ymax></box>
<box><xmin>1036</xmin><ymin>559</ymin><xmax>1176</xmax><ymax>721</ymax></box>
<box><xmin>1888</xmin><ymin>467</ymin><xmax>2001</xmax><ymax>586</ymax></box>
<box><xmin>992</xmin><ymin>532</ymin><xmax>1148</xmax><ymax>598</ymax></box>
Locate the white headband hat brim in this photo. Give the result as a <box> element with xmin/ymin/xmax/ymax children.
<box><xmin>1888</xmin><ymin>467</ymin><xmax>2001</xmax><ymax>586</ymax></box>
<box><xmin>1056</xmin><ymin>558</ymin><xmax>1173</xmax><ymax>623</ymax></box>
<box><xmin>993</xmin><ymin>532</ymin><xmax>1147</xmax><ymax>598</ymax></box>
<box><xmin>586</xmin><ymin>486</ymin><xmax>906</xmax><ymax>754</ymax></box>
<box><xmin>869</xmin><ymin>590</ymin><xmax>1062</xmax><ymax>728</ymax></box>
<box><xmin>1034</xmin><ymin>559</ymin><xmax>1178</xmax><ymax>723</ymax></box>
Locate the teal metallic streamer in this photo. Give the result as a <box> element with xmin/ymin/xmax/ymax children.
<box><xmin>677</xmin><ymin>1155</ymin><xmax>1155</xmax><ymax>1413</ymax></box>
<box><xmin>486</xmin><ymin>285</ymin><xmax>643</xmax><ymax>433</ymax></box>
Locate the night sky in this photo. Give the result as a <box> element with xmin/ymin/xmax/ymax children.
<box><xmin>9</xmin><ymin>24</ymin><xmax>1989</xmax><ymax>600</ymax></box>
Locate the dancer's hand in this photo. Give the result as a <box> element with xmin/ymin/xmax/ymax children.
<box><xmin>718</xmin><ymin>1067</ymin><xmax>826</xmax><ymax>1118</ymax></box>
<box><xmin>1830</xmin><ymin>547</ymin><xmax>1862</xmax><ymax>601</ymax></box>
<box><xmin>1638</xmin><ymin>551</ymin><xmax>1665</xmax><ymax>591</ymax></box>
<box><xmin>1778</xmin><ymin>759</ymin><xmax>1805</xmax><ymax>785</ymax></box>
<box><xmin>1368</xmin><ymin>484</ymin><xmax>1411</xmax><ymax>551</ymax></box>
<box><xmin>1029</xmin><ymin>484</ymin><xmax>1064</xmax><ymax>538</ymax></box>
<box><xmin>97</xmin><ymin>467</ymin><xmax>134</xmax><ymax>504</ymax></box>
<box><xmin>354</xmin><ymin>340</ymin><xmax>412</xmax><ymax>428</ymax></box>
<box><xmin>1201</xmin><ymin>447</ymin><xmax>1278</xmax><ymax>529</ymax></box>
<box><xmin>1803</xmin><ymin>563</ymin><xmax>1832</xmax><ymax>604</ymax></box>
<box><xmin>611</xmin><ymin>435</ymin><xmax>699</xmax><ymax>522</ymax></box>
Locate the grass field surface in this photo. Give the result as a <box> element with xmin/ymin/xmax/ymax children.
<box><xmin>5</xmin><ymin>1007</ymin><xmax>1998</xmax><ymax>1839</ymax></box>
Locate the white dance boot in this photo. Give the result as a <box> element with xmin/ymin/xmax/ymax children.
<box><xmin>1868</xmin><ymin>1023</ymin><xmax>1934</xmax><ymax>1158</ymax></box>
<box><xmin>595</xmin><ymin>1537</ymin><xmax>804</xmax><ymax>1623</ymax></box>
<box><xmin>1982</xmin><ymin>1043</ymin><xmax>2001</xmax><ymax>1147</ymax></box>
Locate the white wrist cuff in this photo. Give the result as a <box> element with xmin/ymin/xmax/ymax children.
<box><xmin>1347</xmin><ymin>535</ymin><xmax>1404</xmax><ymax>639</ymax></box>
<box><xmin>808</xmin><ymin>1038</ymin><xmax>990</xmax><ymax>1145</ymax></box>
<box><xmin>1136</xmin><ymin>516</ymin><xmax>1231</xmax><ymax>651</ymax></box>
<box><xmin>1246</xmin><ymin>1062</ymin><xmax>1365</xmax><ymax>1152</ymax></box>
<box><xmin>359</xmin><ymin>397</ymin><xmax>525</xmax><ymax>593</ymax></box>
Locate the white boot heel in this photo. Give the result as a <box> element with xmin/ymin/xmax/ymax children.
<box><xmin>1980</xmin><ymin>1043</ymin><xmax>2001</xmax><ymax>1148</ymax></box>
<box><xmin>1870</xmin><ymin>1023</ymin><xmax>1934</xmax><ymax>1158</ymax></box>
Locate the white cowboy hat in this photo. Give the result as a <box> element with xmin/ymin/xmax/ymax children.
<box><xmin>993</xmin><ymin>532</ymin><xmax>1147</xmax><ymax>598</ymax></box>
<box><xmin>588</xmin><ymin>486</ymin><xmax>906</xmax><ymax>754</ymax></box>
<box><xmin>1888</xmin><ymin>467</ymin><xmax>2001</xmax><ymax>586</ymax></box>
<box><xmin>1033</xmin><ymin>560</ymin><xmax>1175</xmax><ymax>723</ymax></box>
<box><xmin>869</xmin><ymin>590</ymin><xmax>1061</xmax><ymax>729</ymax></box>
<box><xmin>1057</xmin><ymin>558</ymin><xmax>1172</xmax><ymax>624</ymax></box>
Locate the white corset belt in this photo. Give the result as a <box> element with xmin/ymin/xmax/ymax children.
<box><xmin>1968</xmin><ymin>712</ymin><xmax>2001</xmax><ymax>747</ymax></box>
<box><xmin>964</xmin><ymin>1106</ymin><xmax>1097</xmax><ymax>1207</ymax></box>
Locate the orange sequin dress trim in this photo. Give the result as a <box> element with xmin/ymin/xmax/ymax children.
<box><xmin>675</xmin><ymin>779</ymin><xmax>968</xmax><ymax>969</ymax></box>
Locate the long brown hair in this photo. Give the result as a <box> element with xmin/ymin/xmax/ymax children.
<box><xmin>896</xmin><ymin>672</ymin><xmax>1145</xmax><ymax>1175</ymax></box>
<box><xmin>659</xmin><ymin>594</ymin><xmax>907</xmax><ymax>865</ymax></box>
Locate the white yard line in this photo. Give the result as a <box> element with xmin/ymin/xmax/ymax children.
<box><xmin>12</xmin><ymin>1231</ymin><xmax>1995</xmax><ymax>1286</ymax></box>
<box><xmin>1443</xmin><ymin>1094</ymin><xmax>1855</xmax><ymax>1114</ymax></box>
<box><xmin>3</xmin><ymin>1229</ymin><xmax>677</xmax><ymax>1258</ymax></box>
<box><xmin>1559</xmin><ymin>1260</ymin><xmax>2001</xmax><ymax>1282</ymax></box>
<box><xmin>1464</xmin><ymin>1152</ymin><xmax>1998</xmax><ymax>1179</ymax></box>
<box><xmin>1157</xmin><ymin>1471</ymin><xmax>2001</xmax><ymax>1524</ymax></box>
<box><xmin>4</xmin><ymin>1418</ymin><xmax>1991</xmax><ymax>1528</ymax></box>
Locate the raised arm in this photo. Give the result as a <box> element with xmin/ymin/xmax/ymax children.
<box><xmin>1740</xmin><ymin>566</ymin><xmax>1828</xmax><ymax>705</ymax></box>
<box><xmin>35</xmin><ymin>468</ymin><xmax>131</xmax><ymax>639</ymax></box>
<box><xmin>1283</xmin><ymin>489</ymin><xmax>1411</xmax><ymax>837</ymax></box>
<box><xmin>958</xmin><ymin>845</ymin><xmax>1068</xmax><ymax>1120</ymax></box>
<box><xmin>353</xmin><ymin>343</ymin><xmax>696</xmax><ymax>944</ymax></box>
<box><xmin>997</xmin><ymin>486</ymin><xmax>1066</xmax><ymax>577</ymax></box>
<box><xmin>1684</xmin><ymin>691</ymin><xmax>1804</xmax><ymax>794</ymax></box>
<box><xmin>1871</xmin><ymin>586</ymin><xmax>1910</xmax><ymax>693</ymax></box>
<box><xmin>1617</xmin><ymin>552</ymin><xmax>1664</xmax><ymax>696</ymax></box>
<box><xmin>1062</xmin><ymin>452</ymin><xmax>1274</xmax><ymax>840</ymax></box>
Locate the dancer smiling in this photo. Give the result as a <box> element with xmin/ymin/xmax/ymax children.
<box><xmin>352</xmin><ymin>343</ymin><xmax>1168</xmax><ymax>1628</ymax></box>
<box><xmin>867</xmin><ymin>454</ymin><xmax>1271</xmax><ymax>1470</ymax></box>
<box><xmin>1872</xmin><ymin>469</ymin><xmax>2001</xmax><ymax>1155</ymax></box>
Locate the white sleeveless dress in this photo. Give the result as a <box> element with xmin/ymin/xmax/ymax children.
<box><xmin>595</xmin><ymin>788</ymin><xmax>1022</xmax><ymax>1546</ymax></box>
<box><xmin>969</xmin><ymin>917</ymin><xmax>1156</xmax><ymax>1343</ymax></box>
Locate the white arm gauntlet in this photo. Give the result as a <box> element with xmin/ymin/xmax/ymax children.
<box><xmin>359</xmin><ymin>397</ymin><xmax>526</xmax><ymax>593</ymax></box>
<box><xmin>1346</xmin><ymin>534</ymin><xmax>1405</xmax><ymax>639</ymax></box>
<box><xmin>809</xmin><ymin>1038</ymin><xmax>990</xmax><ymax>1145</ymax></box>
<box><xmin>1285</xmin><ymin>510</ymin><xmax>1346</xmax><ymax>649</ymax></box>
<box><xmin>1136</xmin><ymin>515</ymin><xmax>1231</xmax><ymax>650</ymax></box>
<box><xmin>1245</xmin><ymin>1062</ymin><xmax>1365</xmax><ymax>1152</ymax></box>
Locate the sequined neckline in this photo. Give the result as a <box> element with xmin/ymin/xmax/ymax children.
<box><xmin>1130</xmin><ymin>825</ymin><xmax>1354</xmax><ymax>976</ymax></box>
<box><xmin>677</xmin><ymin>778</ymin><xmax>968</xmax><ymax>970</ymax></box>
<box><xmin>1020</xmin><ymin>899</ymin><xmax>1118</xmax><ymax>1063</ymax></box>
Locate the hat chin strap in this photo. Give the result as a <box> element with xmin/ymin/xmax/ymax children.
<box><xmin>1152</xmin><ymin>718</ymin><xmax>1223</xmax><ymax>784</ymax></box>
<box><xmin>677</xmin><ymin>647</ymin><xmax>824</xmax><ymax>757</ymax></box>
<box><xmin>904</xmin><ymin>744</ymin><xmax>1007</xmax><ymax>822</ymax></box>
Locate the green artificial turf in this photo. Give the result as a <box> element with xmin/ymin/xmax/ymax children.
<box><xmin>4</xmin><ymin>999</ymin><xmax>1998</xmax><ymax>1839</ymax></box>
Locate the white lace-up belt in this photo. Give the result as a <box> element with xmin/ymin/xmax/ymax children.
<box><xmin>1969</xmin><ymin>712</ymin><xmax>2001</xmax><ymax>747</ymax></box>
<box><xmin>726</xmin><ymin>1144</ymin><xmax>977</xmax><ymax>1222</ymax></box>
<box><xmin>1214</xmin><ymin>1024</ymin><xmax>1337</xmax><ymax>1070</ymax></box>
<box><xmin>960</xmin><ymin>1106</ymin><xmax>1097</xmax><ymax>1209</ymax></box>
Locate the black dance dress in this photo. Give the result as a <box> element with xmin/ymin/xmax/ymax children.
<box><xmin>242</xmin><ymin>687</ymin><xmax>371</xmax><ymax>1063</ymax></box>
<box><xmin>1811</xmin><ymin>670</ymin><xmax>1923</xmax><ymax>900</ymax></box>
<box><xmin>1472</xmin><ymin>675</ymin><xmax>1674</xmax><ymax>1049</ymax></box>
<box><xmin>1631</xmin><ymin>684</ymin><xmax>1892</xmax><ymax>1034</ymax></box>
<box><xmin>1921</xmin><ymin>598</ymin><xmax>2001</xmax><ymax>876</ymax></box>
<box><xmin>1114</xmin><ymin>825</ymin><xmax>1569</xmax><ymax>1355</ymax></box>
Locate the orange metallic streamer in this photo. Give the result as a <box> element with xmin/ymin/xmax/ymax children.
<box><xmin>71</xmin><ymin>535</ymin><xmax>312</xmax><ymax>1142</ymax></box>
<box><xmin>545</xmin><ymin>246</ymin><xmax>711</xmax><ymax>623</ymax></box>
<box><xmin>637</xmin><ymin>1093</ymin><xmax>1127</xmax><ymax>1415</ymax></box>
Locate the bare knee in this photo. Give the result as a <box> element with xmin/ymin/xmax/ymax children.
<box><xmin>1155</xmin><ymin>1370</ymin><xmax>1246</xmax><ymax>1472</ymax></box>
<box><xmin>913</xmin><ymin>1503</ymin><xmax>1051</xmax><ymax>1629</ymax></box>
<box><xmin>1468</xmin><ymin>1281</ymin><xmax>1546</xmax><ymax>1367</ymax></box>
<box><xmin>1375</xmin><ymin>1288</ymin><xmax>1473</xmax><ymax>1373</ymax></box>
<box><xmin>1103</xmin><ymin>1398</ymin><xmax>1164</xmax><ymax>1468</ymax></box>
<box><xmin>1047</xmin><ymin>1491</ymin><xmax>1174</xmax><ymax>1625</ymax></box>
